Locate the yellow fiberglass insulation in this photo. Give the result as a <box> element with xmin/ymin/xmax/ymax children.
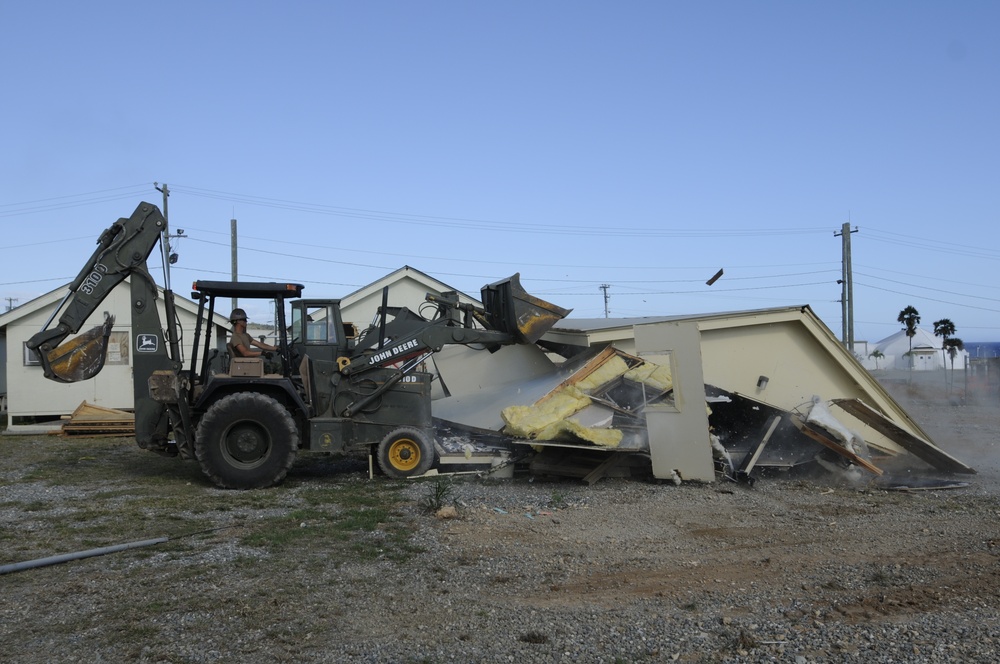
<box><xmin>501</xmin><ymin>386</ymin><xmax>623</xmax><ymax>447</ymax></box>
<box><xmin>574</xmin><ymin>355</ymin><xmax>630</xmax><ymax>392</ymax></box>
<box><xmin>535</xmin><ymin>419</ymin><xmax>623</xmax><ymax>447</ymax></box>
<box><xmin>624</xmin><ymin>361</ymin><xmax>673</xmax><ymax>392</ymax></box>
<box><xmin>501</xmin><ymin>386</ymin><xmax>591</xmax><ymax>439</ymax></box>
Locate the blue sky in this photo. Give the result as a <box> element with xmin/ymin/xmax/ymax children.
<box><xmin>2</xmin><ymin>1</ymin><xmax>998</xmax><ymax>344</ymax></box>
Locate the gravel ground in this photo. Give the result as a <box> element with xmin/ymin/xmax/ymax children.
<box><xmin>1</xmin><ymin>373</ymin><xmax>999</xmax><ymax>663</ymax></box>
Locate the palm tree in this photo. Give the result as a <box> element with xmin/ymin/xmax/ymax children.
<box><xmin>944</xmin><ymin>338</ymin><xmax>965</xmax><ymax>371</ymax></box>
<box><xmin>933</xmin><ymin>318</ymin><xmax>956</xmax><ymax>369</ymax></box>
<box><xmin>868</xmin><ymin>349</ymin><xmax>884</xmax><ymax>370</ymax></box>
<box><xmin>897</xmin><ymin>306</ymin><xmax>920</xmax><ymax>370</ymax></box>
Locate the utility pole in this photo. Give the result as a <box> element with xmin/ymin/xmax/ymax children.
<box><xmin>4</xmin><ymin>297</ymin><xmax>17</xmax><ymax>311</ymax></box>
<box><xmin>153</xmin><ymin>183</ymin><xmax>172</xmax><ymax>291</ymax></box>
<box><xmin>834</xmin><ymin>222</ymin><xmax>858</xmax><ymax>350</ymax></box>
<box><xmin>231</xmin><ymin>217</ymin><xmax>238</xmax><ymax>312</ymax></box>
<box><xmin>599</xmin><ymin>284</ymin><xmax>611</xmax><ymax>318</ymax></box>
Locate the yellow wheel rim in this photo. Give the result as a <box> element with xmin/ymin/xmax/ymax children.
<box><xmin>387</xmin><ymin>438</ymin><xmax>421</xmax><ymax>472</ymax></box>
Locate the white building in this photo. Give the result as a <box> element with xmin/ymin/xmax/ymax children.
<box><xmin>1</xmin><ymin>266</ymin><xmax>481</xmax><ymax>430</ymax></box>
<box><xmin>862</xmin><ymin>327</ymin><xmax>970</xmax><ymax>372</ymax></box>
<box><xmin>338</xmin><ymin>265</ymin><xmax>483</xmax><ymax>334</ymax></box>
<box><xmin>0</xmin><ymin>279</ymin><xmax>229</xmax><ymax>430</ymax></box>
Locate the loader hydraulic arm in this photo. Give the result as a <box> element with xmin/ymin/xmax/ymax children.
<box><xmin>345</xmin><ymin>308</ymin><xmax>518</xmax><ymax>376</ymax></box>
<box><xmin>344</xmin><ymin>274</ymin><xmax>570</xmax><ymax>378</ymax></box>
<box><xmin>336</xmin><ymin>308</ymin><xmax>523</xmax><ymax>418</ymax></box>
<box><xmin>26</xmin><ymin>202</ymin><xmax>167</xmax><ymax>382</ymax></box>
<box><xmin>334</xmin><ymin>278</ymin><xmax>571</xmax><ymax>418</ymax></box>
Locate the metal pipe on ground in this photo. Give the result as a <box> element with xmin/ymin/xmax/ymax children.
<box><xmin>0</xmin><ymin>537</ymin><xmax>169</xmax><ymax>575</ymax></box>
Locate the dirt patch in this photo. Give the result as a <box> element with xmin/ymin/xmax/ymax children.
<box><xmin>1</xmin><ymin>372</ymin><xmax>999</xmax><ymax>662</ymax></box>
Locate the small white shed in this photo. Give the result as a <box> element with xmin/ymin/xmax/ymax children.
<box><xmin>870</xmin><ymin>327</ymin><xmax>970</xmax><ymax>371</ymax></box>
<box><xmin>0</xmin><ymin>279</ymin><xmax>229</xmax><ymax>430</ymax></box>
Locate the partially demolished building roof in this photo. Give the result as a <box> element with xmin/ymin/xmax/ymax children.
<box><xmin>430</xmin><ymin>304</ymin><xmax>973</xmax><ymax>483</ymax></box>
<box><xmin>543</xmin><ymin>305</ymin><xmax>973</xmax><ymax>476</ymax></box>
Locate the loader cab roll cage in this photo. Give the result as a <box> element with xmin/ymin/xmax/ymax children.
<box><xmin>289</xmin><ymin>299</ymin><xmax>356</xmax><ymax>366</ymax></box>
<box><xmin>189</xmin><ymin>281</ymin><xmax>304</xmax><ymax>385</ymax></box>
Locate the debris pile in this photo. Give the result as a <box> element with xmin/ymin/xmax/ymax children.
<box><xmin>499</xmin><ymin>346</ymin><xmax>671</xmax><ymax>450</ymax></box>
<box><xmin>431</xmin><ymin>340</ymin><xmax>974</xmax><ymax>485</ymax></box>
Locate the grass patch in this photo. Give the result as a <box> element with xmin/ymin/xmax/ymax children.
<box><xmin>1</xmin><ymin>435</ymin><xmax>423</xmax><ymax>569</ymax></box>
<box><xmin>418</xmin><ymin>477</ymin><xmax>454</xmax><ymax>513</ymax></box>
<box><xmin>0</xmin><ymin>433</ymin><xmax>436</xmax><ymax>662</ymax></box>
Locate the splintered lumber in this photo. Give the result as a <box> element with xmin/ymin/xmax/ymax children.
<box><xmin>831</xmin><ymin>398</ymin><xmax>976</xmax><ymax>474</ymax></box>
<box><xmin>61</xmin><ymin>401</ymin><xmax>135</xmax><ymax>436</ymax></box>
<box><xmin>792</xmin><ymin>417</ymin><xmax>883</xmax><ymax>476</ymax></box>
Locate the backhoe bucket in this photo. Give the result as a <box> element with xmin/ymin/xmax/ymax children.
<box><xmin>481</xmin><ymin>273</ymin><xmax>572</xmax><ymax>344</ymax></box>
<box><xmin>41</xmin><ymin>315</ymin><xmax>116</xmax><ymax>383</ymax></box>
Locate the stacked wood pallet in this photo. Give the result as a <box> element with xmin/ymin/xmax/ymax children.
<box><xmin>61</xmin><ymin>401</ymin><xmax>135</xmax><ymax>436</ymax></box>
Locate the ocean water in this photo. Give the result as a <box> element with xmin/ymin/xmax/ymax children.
<box><xmin>968</xmin><ymin>342</ymin><xmax>1000</xmax><ymax>359</ymax></box>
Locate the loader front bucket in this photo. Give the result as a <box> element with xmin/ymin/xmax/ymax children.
<box><xmin>481</xmin><ymin>273</ymin><xmax>572</xmax><ymax>344</ymax></box>
<box><xmin>40</xmin><ymin>315</ymin><xmax>116</xmax><ymax>383</ymax></box>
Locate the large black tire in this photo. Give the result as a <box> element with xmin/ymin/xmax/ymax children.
<box><xmin>376</xmin><ymin>427</ymin><xmax>436</xmax><ymax>479</ymax></box>
<box><xmin>195</xmin><ymin>392</ymin><xmax>299</xmax><ymax>489</ymax></box>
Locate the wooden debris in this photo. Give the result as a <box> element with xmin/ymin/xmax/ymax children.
<box><xmin>61</xmin><ymin>401</ymin><xmax>135</xmax><ymax>436</ymax></box>
<box><xmin>792</xmin><ymin>417</ymin><xmax>883</xmax><ymax>476</ymax></box>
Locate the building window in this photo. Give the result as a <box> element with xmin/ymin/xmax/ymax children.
<box><xmin>23</xmin><ymin>342</ymin><xmax>41</xmax><ymax>366</ymax></box>
<box><xmin>105</xmin><ymin>331</ymin><xmax>130</xmax><ymax>365</ymax></box>
<box><xmin>22</xmin><ymin>332</ymin><xmax>130</xmax><ymax>368</ymax></box>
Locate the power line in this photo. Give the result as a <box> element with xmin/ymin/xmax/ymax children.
<box><xmin>855</xmin><ymin>272</ymin><xmax>1000</xmax><ymax>305</ymax></box>
<box><xmin>855</xmin><ymin>281</ymin><xmax>1000</xmax><ymax>314</ymax></box>
<box><xmin>534</xmin><ymin>280</ymin><xmax>834</xmax><ymax>296</ymax></box>
<box><xmin>186</xmin><ymin>234</ymin><xmax>840</xmax><ymax>281</ymax></box>
<box><xmin>863</xmin><ymin>231</ymin><xmax>1000</xmax><ymax>262</ymax></box>
<box><xmin>0</xmin><ymin>184</ymin><xmax>150</xmax><ymax>209</ymax></box>
<box><xmin>0</xmin><ymin>236</ymin><xmax>94</xmax><ymax>251</ymax></box>
<box><xmin>0</xmin><ymin>185</ymin><xmax>151</xmax><ymax>218</ymax></box>
<box><xmin>171</xmin><ymin>183</ymin><xmax>832</xmax><ymax>238</ymax></box>
<box><xmin>865</xmin><ymin>227</ymin><xmax>1000</xmax><ymax>257</ymax></box>
<box><xmin>855</xmin><ymin>263</ymin><xmax>1000</xmax><ymax>294</ymax></box>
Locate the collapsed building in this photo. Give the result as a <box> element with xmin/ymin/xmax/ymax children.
<box><xmin>428</xmin><ymin>305</ymin><xmax>974</xmax><ymax>484</ymax></box>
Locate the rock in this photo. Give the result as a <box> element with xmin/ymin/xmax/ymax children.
<box><xmin>435</xmin><ymin>505</ymin><xmax>459</xmax><ymax>519</ymax></box>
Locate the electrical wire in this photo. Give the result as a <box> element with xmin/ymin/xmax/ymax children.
<box><xmin>855</xmin><ymin>272</ymin><xmax>1000</xmax><ymax>305</ymax></box>
<box><xmin>170</xmin><ymin>183</ymin><xmax>833</xmax><ymax>238</ymax></box>
<box><xmin>855</xmin><ymin>263</ymin><xmax>1000</xmax><ymax>293</ymax></box>
<box><xmin>0</xmin><ymin>185</ymin><xmax>151</xmax><ymax>218</ymax></box>
<box><xmin>855</xmin><ymin>281</ymin><xmax>1000</xmax><ymax>314</ymax></box>
<box><xmin>863</xmin><ymin>229</ymin><xmax>1000</xmax><ymax>262</ymax></box>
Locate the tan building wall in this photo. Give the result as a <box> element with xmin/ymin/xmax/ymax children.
<box><xmin>546</xmin><ymin>307</ymin><xmax>938</xmax><ymax>459</ymax></box>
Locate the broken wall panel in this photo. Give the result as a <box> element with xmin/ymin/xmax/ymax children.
<box><xmin>430</xmin><ymin>344</ymin><xmax>593</xmax><ymax>430</ymax></box>
<box><xmin>832</xmin><ymin>398</ymin><xmax>975</xmax><ymax>474</ymax></box>
<box><xmin>705</xmin><ymin>387</ymin><xmax>821</xmax><ymax>468</ymax></box>
<box><xmin>433</xmin><ymin>342</ymin><xmax>557</xmax><ymax>399</ymax></box>
<box><xmin>498</xmin><ymin>346</ymin><xmax>667</xmax><ymax>449</ymax></box>
<box><xmin>634</xmin><ymin>321</ymin><xmax>716</xmax><ymax>481</ymax></box>
<box><xmin>694</xmin><ymin>313</ymin><xmax>933</xmax><ymax>458</ymax></box>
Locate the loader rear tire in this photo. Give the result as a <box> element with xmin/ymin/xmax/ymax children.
<box><xmin>195</xmin><ymin>392</ymin><xmax>298</xmax><ymax>489</ymax></box>
<box><xmin>377</xmin><ymin>427</ymin><xmax>436</xmax><ymax>479</ymax></box>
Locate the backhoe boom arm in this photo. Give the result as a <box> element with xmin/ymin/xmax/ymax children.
<box><xmin>26</xmin><ymin>202</ymin><xmax>167</xmax><ymax>382</ymax></box>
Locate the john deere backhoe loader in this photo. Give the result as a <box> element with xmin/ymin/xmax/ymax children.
<box><xmin>27</xmin><ymin>202</ymin><xmax>570</xmax><ymax>488</ymax></box>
